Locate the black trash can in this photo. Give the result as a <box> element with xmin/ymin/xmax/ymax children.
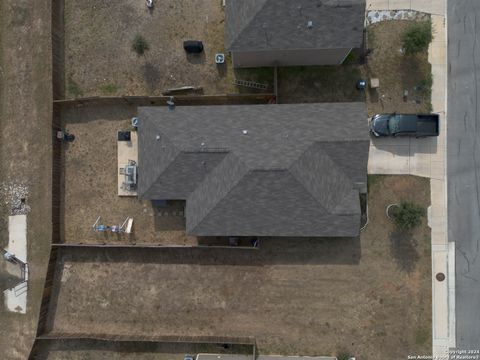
<box><xmin>183</xmin><ymin>40</ymin><xmax>204</xmax><ymax>54</ymax></box>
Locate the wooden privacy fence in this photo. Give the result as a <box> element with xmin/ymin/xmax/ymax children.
<box><xmin>53</xmin><ymin>93</ymin><xmax>276</xmax><ymax>107</ymax></box>
<box><xmin>30</xmin><ymin>0</ymin><xmax>268</xmax><ymax>358</ymax></box>
<box><xmin>29</xmin><ymin>334</ymin><xmax>256</xmax><ymax>359</ymax></box>
<box><xmin>51</xmin><ymin>0</ymin><xmax>65</xmax><ymax>100</ymax></box>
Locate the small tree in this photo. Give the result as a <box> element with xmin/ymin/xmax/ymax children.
<box><xmin>393</xmin><ymin>201</ymin><xmax>425</xmax><ymax>230</ymax></box>
<box><xmin>132</xmin><ymin>35</ymin><xmax>150</xmax><ymax>56</ymax></box>
<box><xmin>402</xmin><ymin>20</ymin><xmax>432</xmax><ymax>54</ymax></box>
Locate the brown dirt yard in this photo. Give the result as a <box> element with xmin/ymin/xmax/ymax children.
<box><xmin>364</xmin><ymin>20</ymin><xmax>433</xmax><ymax>116</ymax></box>
<box><xmin>61</xmin><ymin>103</ymin><xmax>194</xmax><ymax>245</ymax></box>
<box><xmin>45</xmin><ymin>175</ymin><xmax>432</xmax><ymax>359</ymax></box>
<box><xmin>64</xmin><ymin>0</ymin><xmax>366</xmax><ymax>100</ymax></box>
<box><xmin>64</xmin><ymin>0</ymin><xmax>239</xmax><ymax>97</ymax></box>
<box><xmin>0</xmin><ymin>0</ymin><xmax>53</xmax><ymax>359</ymax></box>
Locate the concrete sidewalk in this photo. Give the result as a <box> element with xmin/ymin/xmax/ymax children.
<box><xmin>367</xmin><ymin>0</ymin><xmax>445</xmax><ymax>15</ymax></box>
<box><xmin>366</xmin><ymin>2</ymin><xmax>452</xmax><ymax>358</ymax></box>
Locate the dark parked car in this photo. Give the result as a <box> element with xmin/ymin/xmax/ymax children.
<box><xmin>370</xmin><ymin>113</ymin><xmax>439</xmax><ymax>138</ymax></box>
<box><xmin>183</xmin><ymin>40</ymin><xmax>204</xmax><ymax>54</ymax></box>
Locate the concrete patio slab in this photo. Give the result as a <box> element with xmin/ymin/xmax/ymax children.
<box><xmin>4</xmin><ymin>215</ymin><xmax>28</xmax><ymax>314</ymax></box>
<box><xmin>117</xmin><ymin>130</ymin><xmax>138</xmax><ymax>197</ymax></box>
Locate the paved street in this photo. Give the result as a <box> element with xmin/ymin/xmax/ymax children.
<box><xmin>447</xmin><ymin>0</ymin><xmax>480</xmax><ymax>350</ymax></box>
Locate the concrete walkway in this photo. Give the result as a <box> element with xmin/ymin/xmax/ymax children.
<box><xmin>197</xmin><ymin>355</ymin><xmax>336</xmax><ymax>360</ymax></box>
<box><xmin>3</xmin><ymin>215</ymin><xmax>28</xmax><ymax>314</ymax></box>
<box><xmin>366</xmin><ymin>1</ymin><xmax>453</xmax><ymax>358</ymax></box>
<box><xmin>367</xmin><ymin>0</ymin><xmax>445</xmax><ymax>15</ymax></box>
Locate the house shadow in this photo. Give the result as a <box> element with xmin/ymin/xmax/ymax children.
<box><xmin>152</xmin><ymin>200</ymin><xmax>186</xmax><ymax>232</ymax></box>
<box><xmin>216</xmin><ymin>62</ymin><xmax>228</xmax><ymax>78</ymax></box>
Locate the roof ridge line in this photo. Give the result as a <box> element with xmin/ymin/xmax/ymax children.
<box><xmin>228</xmin><ymin>0</ymin><xmax>271</xmax><ymax>49</ymax></box>
<box><xmin>288</xmin><ymin>142</ymin><xmax>353</xmax><ymax>213</ymax></box>
<box><xmin>187</xmin><ymin>155</ymin><xmax>251</xmax><ymax>234</ymax></box>
<box><xmin>141</xmin><ymin>148</ymin><xmax>182</xmax><ymax>199</ymax></box>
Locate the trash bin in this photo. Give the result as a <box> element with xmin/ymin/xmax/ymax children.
<box><xmin>183</xmin><ymin>40</ymin><xmax>204</xmax><ymax>54</ymax></box>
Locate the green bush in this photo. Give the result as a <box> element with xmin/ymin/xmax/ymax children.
<box><xmin>337</xmin><ymin>351</ymin><xmax>352</xmax><ymax>360</ymax></box>
<box><xmin>100</xmin><ymin>83</ymin><xmax>118</xmax><ymax>95</ymax></box>
<box><xmin>393</xmin><ymin>201</ymin><xmax>426</xmax><ymax>230</ymax></box>
<box><xmin>402</xmin><ymin>21</ymin><xmax>432</xmax><ymax>54</ymax></box>
<box><xmin>67</xmin><ymin>78</ymin><xmax>83</xmax><ymax>98</ymax></box>
<box><xmin>132</xmin><ymin>35</ymin><xmax>150</xmax><ymax>56</ymax></box>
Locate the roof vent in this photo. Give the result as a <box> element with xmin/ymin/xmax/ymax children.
<box><xmin>242</xmin><ymin>130</ymin><xmax>248</xmax><ymax>135</ymax></box>
<box><xmin>307</xmin><ymin>20</ymin><xmax>313</xmax><ymax>28</ymax></box>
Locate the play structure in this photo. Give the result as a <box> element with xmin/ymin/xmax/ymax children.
<box><xmin>92</xmin><ymin>216</ymin><xmax>133</xmax><ymax>234</ymax></box>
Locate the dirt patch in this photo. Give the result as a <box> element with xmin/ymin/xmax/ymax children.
<box><xmin>61</xmin><ymin>104</ymin><xmax>193</xmax><ymax>245</ymax></box>
<box><xmin>278</xmin><ymin>65</ymin><xmax>365</xmax><ymax>104</ymax></box>
<box><xmin>64</xmin><ymin>0</ymin><xmax>237</xmax><ymax>97</ymax></box>
<box><xmin>44</xmin><ymin>176</ymin><xmax>431</xmax><ymax>359</ymax></box>
<box><xmin>365</xmin><ymin>20</ymin><xmax>433</xmax><ymax>116</ymax></box>
<box><xmin>0</xmin><ymin>0</ymin><xmax>53</xmax><ymax>358</ymax></box>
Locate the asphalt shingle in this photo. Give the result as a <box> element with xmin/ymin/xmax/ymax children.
<box><xmin>225</xmin><ymin>0</ymin><xmax>366</xmax><ymax>51</ymax></box>
<box><xmin>138</xmin><ymin>103</ymin><xmax>369</xmax><ymax>237</ymax></box>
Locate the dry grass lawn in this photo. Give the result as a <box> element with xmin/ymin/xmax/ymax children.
<box><xmin>45</xmin><ymin>176</ymin><xmax>432</xmax><ymax>359</ymax></box>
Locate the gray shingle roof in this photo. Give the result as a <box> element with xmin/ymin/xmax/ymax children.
<box><xmin>138</xmin><ymin>103</ymin><xmax>369</xmax><ymax>237</ymax></box>
<box><xmin>225</xmin><ymin>0</ymin><xmax>366</xmax><ymax>51</ymax></box>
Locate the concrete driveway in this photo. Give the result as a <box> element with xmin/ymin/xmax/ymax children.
<box><xmin>368</xmin><ymin>134</ymin><xmax>444</xmax><ymax>179</ymax></box>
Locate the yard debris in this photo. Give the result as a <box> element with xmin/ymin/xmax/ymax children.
<box><xmin>0</xmin><ymin>181</ymin><xmax>30</xmax><ymax>215</ymax></box>
<box><xmin>162</xmin><ymin>86</ymin><xmax>202</xmax><ymax>95</ymax></box>
<box><xmin>234</xmin><ymin>79</ymin><xmax>268</xmax><ymax>90</ymax></box>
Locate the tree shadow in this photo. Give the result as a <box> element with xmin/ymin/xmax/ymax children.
<box><xmin>389</xmin><ymin>229</ymin><xmax>419</xmax><ymax>273</ymax></box>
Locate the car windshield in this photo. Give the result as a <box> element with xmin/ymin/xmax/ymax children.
<box><xmin>388</xmin><ymin>115</ymin><xmax>400</xmax><ymax>133</ymax></box>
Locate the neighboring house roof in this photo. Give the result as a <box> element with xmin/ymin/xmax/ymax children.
<box><xmin>225</xmin><ymin>0</ymin><xmax>366</xmax><ymax>52</ymax></box>
<box><xmin>138</xmin><ymin>103</ymin><xmax>369</xmax><ymax>237</ymax></box>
